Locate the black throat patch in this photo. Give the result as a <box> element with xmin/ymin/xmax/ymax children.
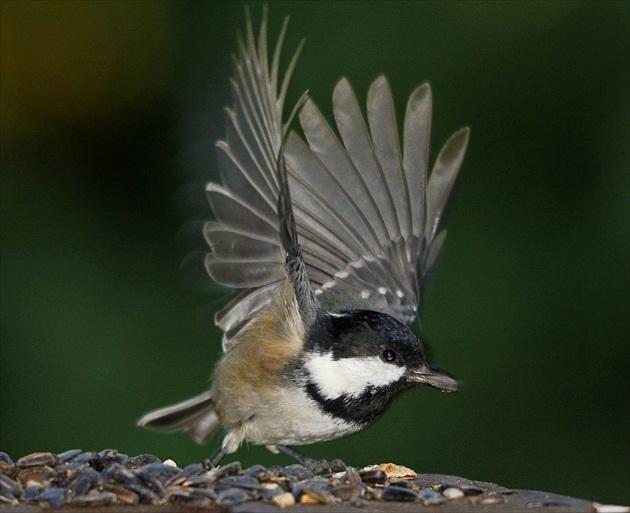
<box><xmin>304</xmin><ymin>380</ymin><xmax>406</xmax><ymax>426</ymax></box>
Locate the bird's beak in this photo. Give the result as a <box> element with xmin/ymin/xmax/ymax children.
<box><xmin>406</xmin><ymin>365</ymin><xmax>458</xmax><ymax>392</ymax></box>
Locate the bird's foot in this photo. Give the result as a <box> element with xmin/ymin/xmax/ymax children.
<box><xmin>275</xmin><ymin>445</ymin><xmax>346</xmax><ymax>474</ymax></box>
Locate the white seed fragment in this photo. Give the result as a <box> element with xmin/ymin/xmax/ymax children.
<box><xmin>163</xmin><ymin>459</ymin><xmax>177</xmax><ymax>467</ymax></box>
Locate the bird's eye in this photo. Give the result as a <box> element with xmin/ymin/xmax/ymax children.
<box><xmin>382</xmin><ymin>349</ymin><xmax>397</xmax><ymax>363</ymax></box>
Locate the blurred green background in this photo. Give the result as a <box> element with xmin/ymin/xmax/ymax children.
<box><xmin>1</xmin><ymin>0</ymin><xmax>628</xmax><ymax>505</ymax></box>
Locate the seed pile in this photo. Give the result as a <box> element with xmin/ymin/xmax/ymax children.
<box><xmin>1</xmin><ymin>450</ymin><xmax>503</xmax><ymax>509</ymax></box>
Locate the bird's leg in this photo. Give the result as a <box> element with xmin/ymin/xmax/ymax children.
<box><xmin>203</xmin><ymin>446</ymin><xmax>227</xmax><ymax>469</ymax></box>
<box><xmin>275</xmin><ymin>445</ymin><xmax>346</xmax><ymax>474</ymax></box>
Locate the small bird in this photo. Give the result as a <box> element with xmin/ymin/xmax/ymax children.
<box><xmin>138</xmin><ymin>8</ymin><xmax>468</xmax><ymax>471</ymax></box>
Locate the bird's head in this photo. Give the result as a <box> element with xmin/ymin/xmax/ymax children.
<box><xmin>301</xmin><ymin>310</ymin><xmax>457</xmax><ymax>425</ymax></box>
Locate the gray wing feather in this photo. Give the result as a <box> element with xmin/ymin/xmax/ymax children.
<box><xmin>367</xmin><ymin>77</ymin><xmax>410</xmax><ymax>240</ymax></box>
<box><xmin>215</xmin><ymin>284</ymin><xmax>280</xmax><ymax>337</ymax></box>
<box><xmin>277</xmin><ymin>130</ymin><xmax>320</xmax><ymax>324</ymax></box>
<box><xmin>333</xmin><ymin>78</ymin><xmax>393</xmax><ymax>246</ymax></box>
<box><xmin>206</xmin><ymin>11</ymin><xmax>469</xmax><ymax>350</ymax></box>
<box><xmin>294</xmin><ymin>99</ymin><xmax>384</xmax><ymax>255</ymax></box>
<box><xmin>286</xmin><ymin>78</ymin><xmax>469</xmax><ymax>324</ymax></box>
<box><xmin>206</xmin><ymin>185</ymin><xmax>277</xmax><ymax>236</ymax></box>
<box><xmin>205</xmin><ymin>11</ymin><xmax>306</xmax><ymax>350</ymax></box>
<box><xmin>403</xmin><ymin>84</ymin><xmax>432</xmax><ymax>239</ymax></box>
<box><xmin>425</xmin><ymin>128</ymin><xmax>470</xmax><ymax>247</ymax></box>
<box><xmin>203</xmin><ymin>222</ymin><xmax>279</xmax><ymax>260</ymax></box>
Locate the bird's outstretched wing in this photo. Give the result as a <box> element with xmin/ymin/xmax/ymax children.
<box><xmin>204</xmin><ymin>8</ymin><xmax>302</xmax><ymax>349</ymax></box>
<box><xmin>205</xmin><ymin>10</ymin><xmax>469</xmax><ymax>351</ymax></box>
<box><xmin>285</xmin><ymin>80</ymin><xmax>469</xmax><ymax>325</ymax></box>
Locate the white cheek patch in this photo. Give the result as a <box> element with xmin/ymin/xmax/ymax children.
<box><xmin>305</xmin><ymin>352</ymin><xmax>406</xmax><ymax>400</ymax></box>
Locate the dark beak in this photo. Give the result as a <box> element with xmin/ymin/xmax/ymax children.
<box><xmin>406</xmin><ymin>364</ymin><xmax>458</xmax><ymax>392</ymax></box>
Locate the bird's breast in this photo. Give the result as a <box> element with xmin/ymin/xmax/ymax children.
<box><xmin>243</xmin><ymin>386</ymin><xmax>364</xmax><ymax>446</ymax></box>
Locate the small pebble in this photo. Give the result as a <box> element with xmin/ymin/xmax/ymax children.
<box><xmin>443</xmin><ymin>486</ymin><xmax>465</xmax><ymax>499</ymax></box>
<box><xmin>593</xmin><ymin>504</ymin><xmax>630</xmax><ymax>513</ymax></box>
<box><xmin>272</xmin><ymin>491</ymin><xmax>296</xmax><ymax>507</ymax></box>
<box><xmin>259</xmin><ymin>482</ymin><xmax>281</xmax><ymax>490</ymax></box>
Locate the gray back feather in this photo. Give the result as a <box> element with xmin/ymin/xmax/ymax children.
<box><xmin>206</xmin><ymin>10</ymin><xmax>469</xmax><ymax>351</ymax></box>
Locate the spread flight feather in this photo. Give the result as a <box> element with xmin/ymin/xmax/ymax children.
<box><xmin>204</xmin><ymin>9</ymin><xmax>469</xmax><ymax>349</ymax></box>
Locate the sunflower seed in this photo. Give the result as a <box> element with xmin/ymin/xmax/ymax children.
<box><xmin>217</xmin><ymin>487</ymin><xmax>256</xmax><ymax>505</ymax></box>
<box><xmin>359</xmin><ymin>469</ymin><xmax>387</xmax><ymax>484</ymax></box>
<box><xmin>54</xmin><ymin>450</ymin><xmax>80</xmax><ymax>464</ymax></box>
<box><xmin>70</xmin><ymin>491</ymin><xmax>117</xmax><ymax>506</ymax></box>
<box><xmin>38</xmin><ymin>488</ymin><xmax>68</xmax><ymax>509</ymax></box>
<box><xmin>283</xmin><ymin>464</ymin><xmax>313</xmax><ymax>481</ymax></box>
<box><xmin>16</xmin><ymin>452</ymin><xmax>58</xmax><ymax>469</ymax></box>
<box><xmin>418</xmin><ymin>487</ymin><xmax>447</xmax><ymax>505</ymax></box>
<box><xmin>331</xmin><ymin>483</ymin><xmax>365</xmax><ymax>500</ymax></box>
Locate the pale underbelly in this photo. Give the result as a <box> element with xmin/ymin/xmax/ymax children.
<box><xmin>243</xmin><ymin>388</ymin><xmax>363</xmax><ymax>446</ymax></box>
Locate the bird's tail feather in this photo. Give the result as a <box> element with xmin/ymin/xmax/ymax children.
<box><xmin>137</xmin><ymin>391</ymin><xmax>220</xmax><ymax>444</ymax></box>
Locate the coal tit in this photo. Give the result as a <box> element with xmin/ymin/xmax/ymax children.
<box><xmin>138</xmin><ymin>7</ymin><xmax>468</xmax><ymax>471</ymax></box>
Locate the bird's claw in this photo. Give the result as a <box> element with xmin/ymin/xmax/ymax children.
<box><xmin>303</xmin><ymin>457</ymin><xmax>347</xmax><ymax>474</ymax></box>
